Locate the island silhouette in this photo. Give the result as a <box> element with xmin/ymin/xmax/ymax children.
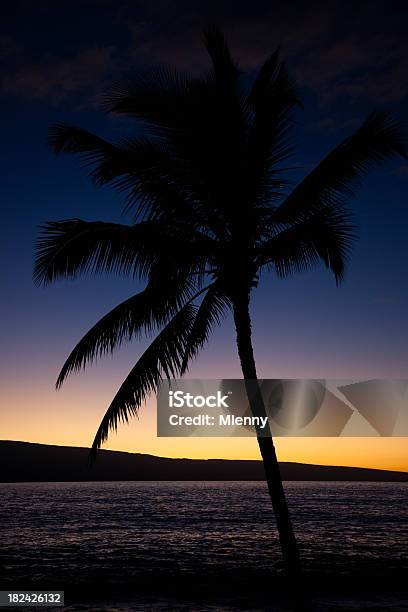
<box><xmin>1</xmin><ymin>441</ymin><xmax>407</xmax><ymax>483</ymax></box>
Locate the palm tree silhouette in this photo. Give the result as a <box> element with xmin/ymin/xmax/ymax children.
<box><xmin>34</xmin><ymin>27</ymin><xmax>406</xmax><ymax>580</ymax></box>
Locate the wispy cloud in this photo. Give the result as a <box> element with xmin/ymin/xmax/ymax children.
<box><xmin>392</xmin><ymin>164</ymin><xmax>408</xmax><ymax>179</ymax></box>
<box><xmin>124</xmin><ymin>0</ymin><xmax>408</xmax><ymax>107</ymax></box>
<box><xmin>1</xmin><ymin>0</ymin><xmax>408</xmax><ymax>109</ymax></box>
<box><xmin>1</xmin><ymin>47</ymin><xmax>117</xmax><ymax>107</ymax></box>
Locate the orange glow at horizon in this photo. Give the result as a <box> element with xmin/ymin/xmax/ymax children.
<box><xmin>1</xmin><ymin>357</ymin><xmax>407</xmax><ymax>473</ymax></box>
<box><xmin>2</xmin><ymin>388</ymin><xmax>408</xmax><ymax>472</ymax></box>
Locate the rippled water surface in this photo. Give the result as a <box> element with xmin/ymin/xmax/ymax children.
<box><xmin>1</xmin><ymin>481</ymin><xmax>407</xmax><ymax>610</ymax></box>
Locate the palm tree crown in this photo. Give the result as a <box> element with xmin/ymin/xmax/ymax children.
<box><xmin>34</xmin><ymin>26</ymin><xmax>406</xmax><ymax>457</ymax></box>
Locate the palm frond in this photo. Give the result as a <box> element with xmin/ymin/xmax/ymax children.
<box><xmin>49</xmin><ymin>124</ymin><xmax>197</xmax><ymax>220</ymax></box>
<box><xmin>90</xmin><ymin>302</ymin><xmax>199</xmax><ymax>459</ymax></box>
<box><xmin>56</xmin><ymin>276</ymin><xmax>198</xmax><ymax>388</ymax></box>
<box><xmin>34</xmin><ymin>219</ymin><xmax>163</xmax><ymax>283</ymax></box>
<box><xmin>34</xmin><ymin>218</ymin><xmax>214</xmax><ymax>284</ymax></box>
<box><xmin>236</xmin><ymin>49</ymin><xmax>300</xmax><ymax>207</ymax></box>
<box><xmin>102</xmin><ymin>65</ymin><xmax>193</xmax><ymax>127</ymax></box>
<box><xmin>276</xmin><ymin>112</ymin><xmax>407</xmax><ymax>223</ymax></box>
<box><xmin>258</xmin><ymin>206</ymin><xmax>356</xmax><ymax>284</ymax></box>
<box><xmin>180</xmin><ymin>286</ymin><xmax>230</xmax><ymax>375</ymax></box>
<box><xmin>248</xmin><ymin>49</ymin><xmax>300</xmax><ymax>114</ymax></box>
<box><xmin>203</xmin><ymin>24</ymin><xmax>240</xmax><ymax>88</ymax></box>
<box><xmin>113</xmin><ymin>137</ymin><xmax>197</xmax><ymax>220</ymax></box>
<box><xmin>245</xmin><ymin>50</ymin><xmax>301</xmax><ymax>207</ymax></box>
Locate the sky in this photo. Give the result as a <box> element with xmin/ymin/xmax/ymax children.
<box><xmin>1</xmin><ymin>0</ymin><xmax>408</xmax><ymax>470</ymax></box>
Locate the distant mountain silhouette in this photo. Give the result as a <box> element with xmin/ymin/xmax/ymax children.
<box><xmin>1</xmin><ymin>440</ymin><xmax>407</xmax><ymax>482</ymax></box>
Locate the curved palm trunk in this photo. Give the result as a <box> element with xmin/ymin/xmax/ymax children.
<box><xmin>232</xmin><ymin>289</ymin><xmax>301</xmax><ymax>579</ymax></box>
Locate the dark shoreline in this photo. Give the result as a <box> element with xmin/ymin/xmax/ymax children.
<box><xmin>2</xmin><ymin>440</ymin><xmax>407</xmax><ymax>482</ymax></box>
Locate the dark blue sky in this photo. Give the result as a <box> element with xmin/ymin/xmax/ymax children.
<box><xmin>1</xmin><ymin>1</ymin><xmax>408</xmax><ymax>455</ymax></box>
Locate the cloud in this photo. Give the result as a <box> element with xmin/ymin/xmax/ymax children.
<box><xmin>124</xmin><ymin>0</ymin><xmax>408</xmax><ymax>106</ymax></box>
<box><xmin>0</xmin><ymin>35</ymin><xmax>20</xmax><ymax>58</ymax></box>
<box><xmin>1</xmin><ymin>46</ymin><xmax>117</xmax><ymax>107</ymax></box>
<box><xmin>392</xmin><ymin>164</ymin><xmax>408</xmax><ymax>179</ymax></box>
<box><xmin>311</xmin><ymin>117</ymin><xmax>362</xmax><ymax>135</ymax></box>
<box><xmin>1</xmin><ymin>0</ymin><xmax>408</xmax><ymax>109</ymax></box>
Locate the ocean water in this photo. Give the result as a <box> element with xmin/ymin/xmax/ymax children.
<box><xmin>0</xmin><ymin>481</ymin><xmax>407</xmax><ymax>610</ymax></box>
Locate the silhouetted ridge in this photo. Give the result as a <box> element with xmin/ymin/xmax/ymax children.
<box><xmin>1</xmin><ymin>441</ymin><xmax>407</xmax><ymax>482</ymax></box>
